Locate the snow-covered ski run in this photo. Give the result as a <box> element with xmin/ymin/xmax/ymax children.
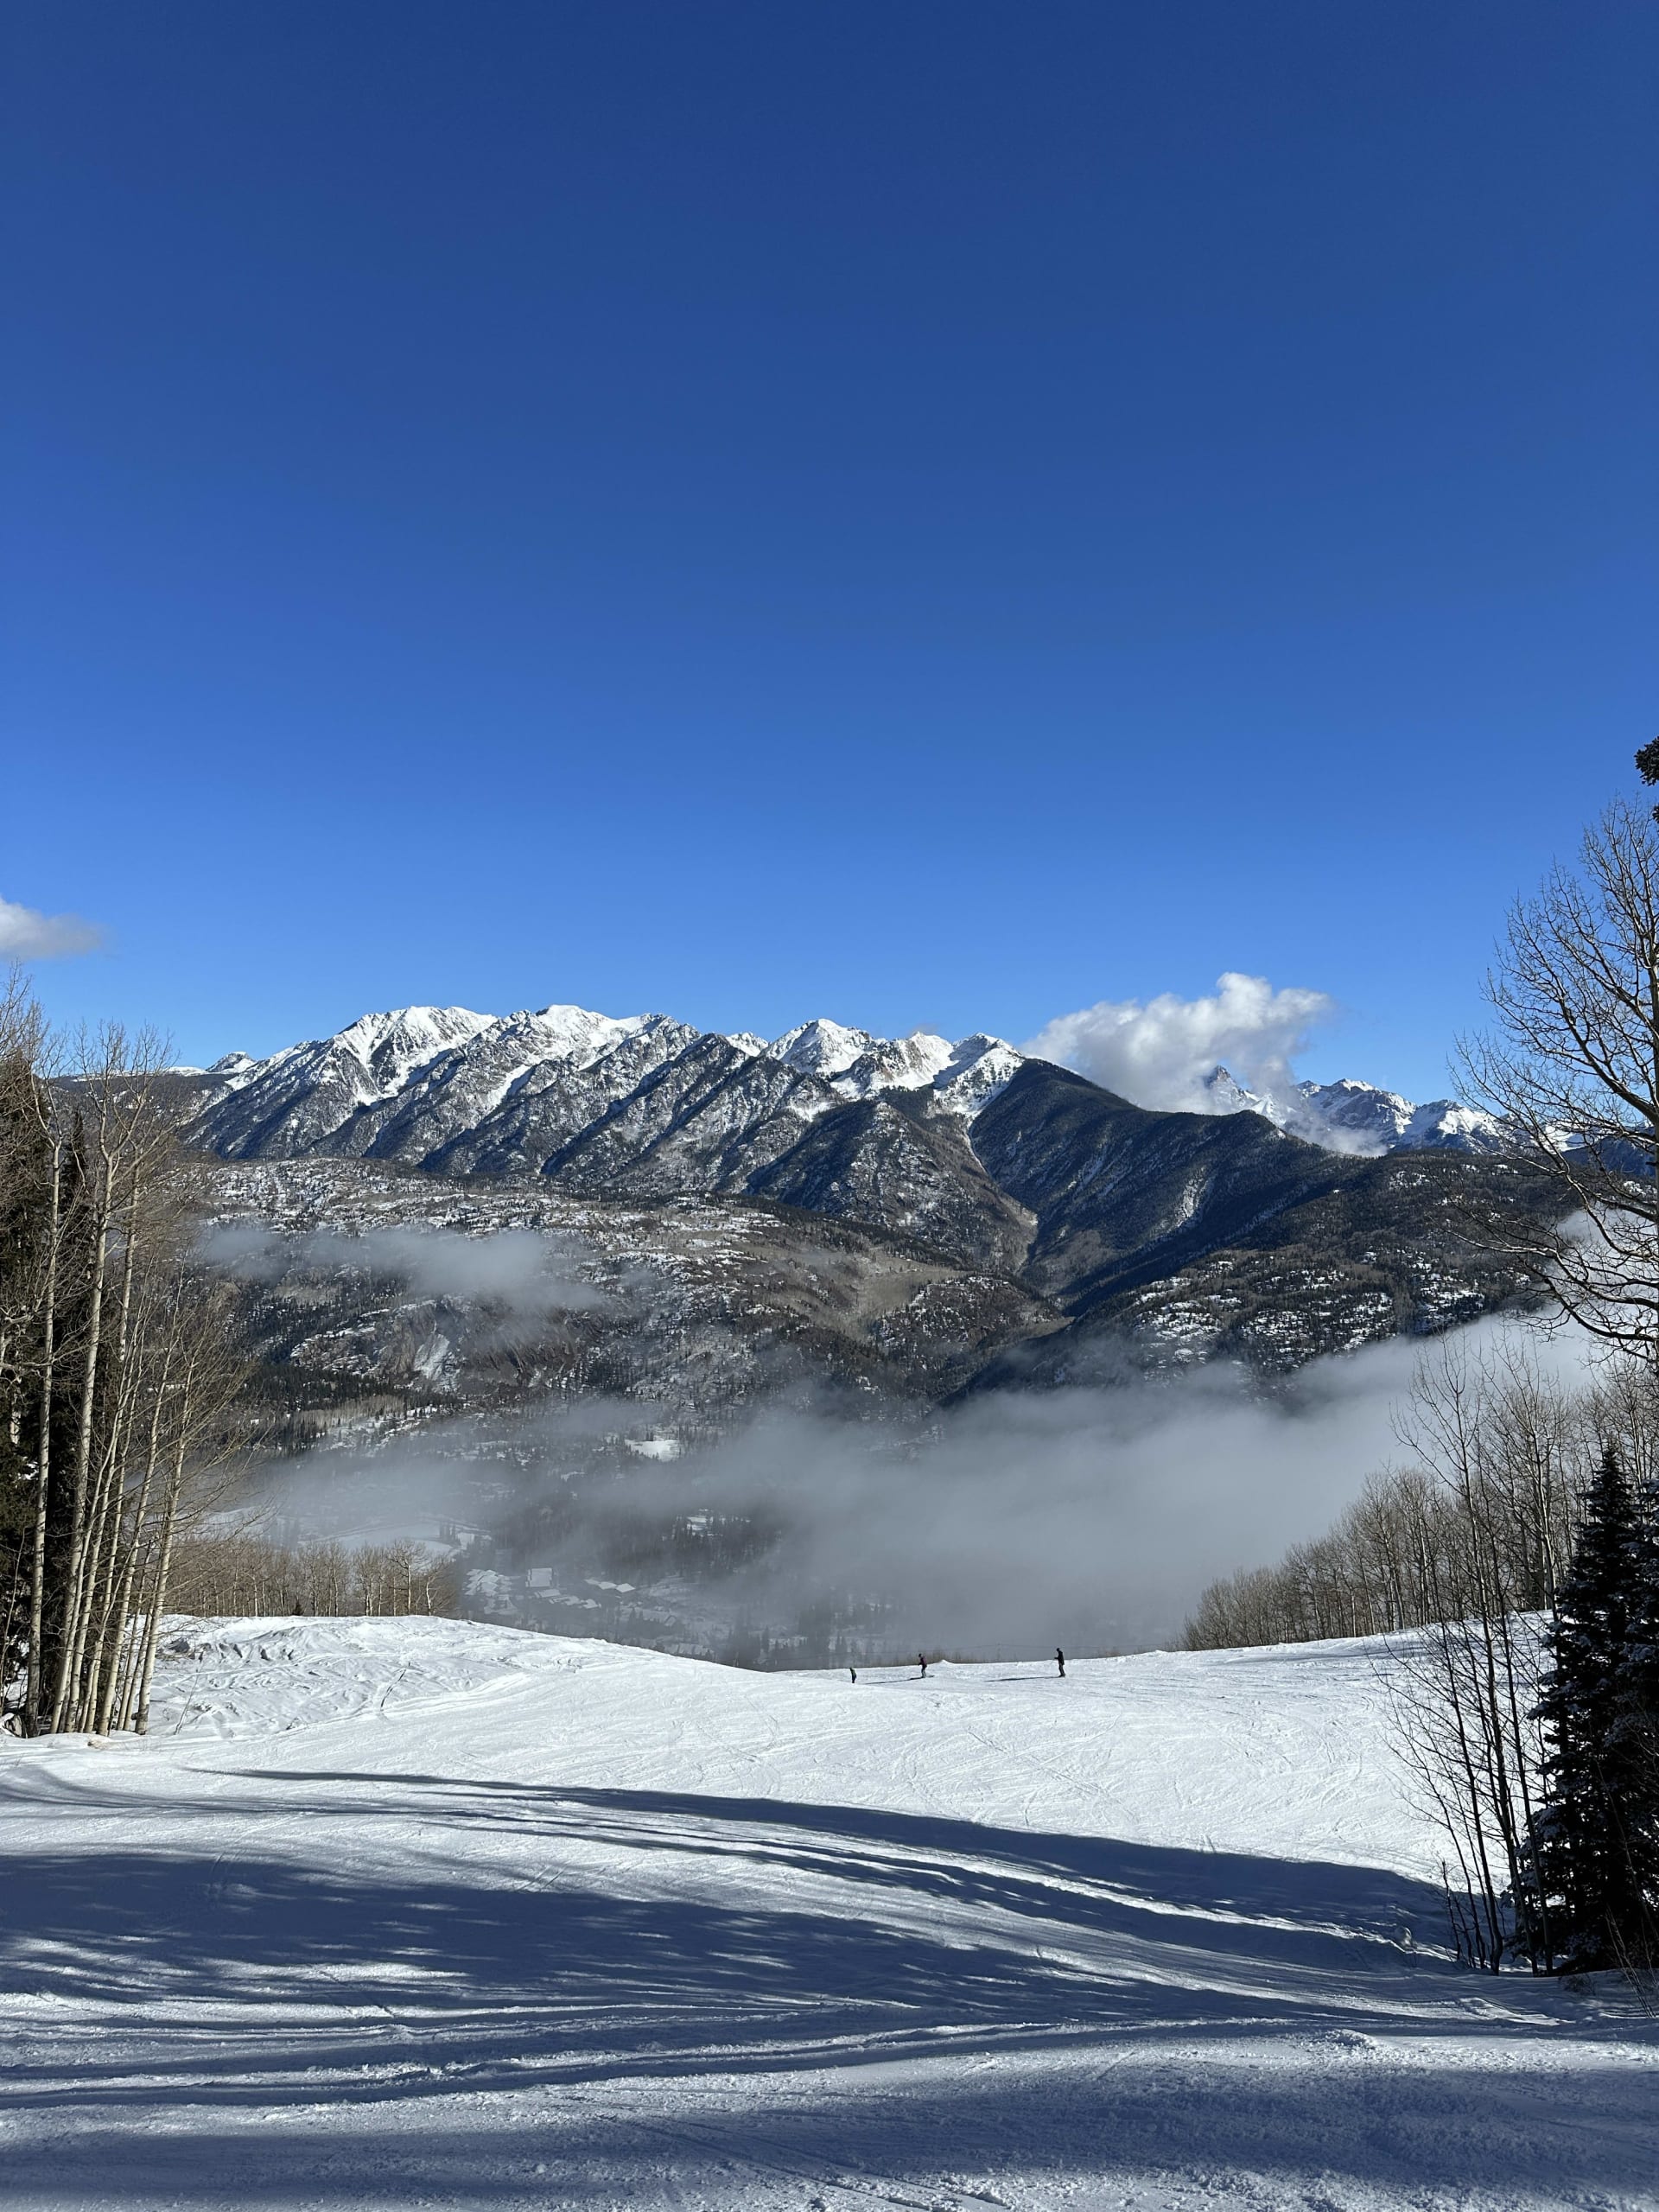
<box><xmin>3</xmin><ymin>1618</ymin><xmax>1653</xmax><ymax>2210</ymax></box>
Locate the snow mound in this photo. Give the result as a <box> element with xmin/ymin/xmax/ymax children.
<box><xmin>140</xmin><ymin>1614</ymin><xmax>588</xmax><ymax>1738</ymax></box>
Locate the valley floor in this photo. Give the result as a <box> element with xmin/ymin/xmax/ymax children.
<box><xmin>1</xmin><ymin>1620</ymin><xmax>1654</xmax><ymax>2211</ymax></box>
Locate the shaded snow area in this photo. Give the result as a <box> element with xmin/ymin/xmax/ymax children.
<box><xmin>3</xmin><ymin>1621</ymin><xmax>1654</xmax><ymax>2210</ymax></box>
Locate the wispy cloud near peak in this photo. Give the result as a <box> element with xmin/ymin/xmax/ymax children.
<box><xmin>1024</xmin><ymin>972</ymin><xmax>1337</xmax><ymax>1117</ymax></box>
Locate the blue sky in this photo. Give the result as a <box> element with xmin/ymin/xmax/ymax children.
<box><xmin>4</xmin><ymin>2</ymin><xmax>1655</xmax><ymax>1097</ymax></box>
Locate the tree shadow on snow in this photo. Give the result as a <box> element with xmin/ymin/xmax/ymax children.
<box><xmin>0</xmin><ymin>1776</ymin><xmax>1650</xmax><ymax>2202</ymax></box>
<box><xmin>1</xmin><ymin>2063</ymin><xmax>1651</xmax><ymax>2208</ymax></box>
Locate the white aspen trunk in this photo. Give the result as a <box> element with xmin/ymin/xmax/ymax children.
<box><xmin>73</xmin><ymin>1381</ymin><xmax>137</xmax><ymax>1729</ymax></box>
<box><xmin>49</xmin><ymin>1147</ymin><xmax>114</xmax><ymax>1732</ymax></box>
<box><xmin>79</xmin><ymin>1183</ymin><xmax>149</xmax><ymax>1728</ymax></box>
<box><xmin>133</xmin><ymin>1357</ymin><xmax>197</xmax><ymax>1737</ymax></box>
<box><xmin>63</xmin><ymin>1313</ymin><xmax>135</xmax><ymax>1731</ymax></box>
<box><xmin>112</xmin><ymin>1548</ymin><xmax>157</xmax><ymax>1734</ymax></box>
<box><xmin>23</xmin><ymin>1141</ymin><xmax>60</xmax><ymax>1732</ymax></box>
<box><xmin>95</xmin><ymin>1324</ymin><xmax>173</xmax><ymax>1734</ymax></box>
<box><xmin>80</xmin><ymin>1313</ymin><xmax>155</xmax><ymax>1730</ymax></box>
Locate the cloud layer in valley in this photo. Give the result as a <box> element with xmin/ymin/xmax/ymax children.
<box><xmin>200</xmin><ymin>1223</ymin><xmax>613</xmax><ymax>1315</ymax></box>
<box><xmin>0</xmin><ymin>893</ymin><xmax>104</xmax><ymax>960</ymax></box>
<box><xmin>245</xmin><ymin>1317</ymin><xmax>1593</xmax><ymax>1657</ymax></box>
<box><xmin>1025</xmin><ymin>971</ymin><xmax>1337</xmax><ymax>1117</ymax></box>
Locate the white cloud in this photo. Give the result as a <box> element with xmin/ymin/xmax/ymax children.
<box><xmin>1024</xmin><ymin>971</ymin><xmax>1337</xmax><ymax>1116</ymax></box>
<box><xmin>199</xmin><ymin>1223</ymin><xmax>613</xmax><ymax>1314</ymax></box>
<box><xmin>245</xmin><ymin>1316</ymin><xmax>1600</xmax><ymax>1655</ymax></box>
<box><xmin>0</xmin><ymin>895</ymin><xmax>104</xmax><ymax>960</ymax></box>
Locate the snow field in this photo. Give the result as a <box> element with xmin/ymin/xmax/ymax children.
<box><xmin>1</xmin><ymin>1619</ymin><xmax>1654</xmax><ymax>2210</ymax></box>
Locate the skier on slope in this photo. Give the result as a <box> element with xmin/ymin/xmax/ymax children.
<box><xmin>918</xmin><ymin>1653</ymin><xmax>928</xmax><ymax>1679</ymax></box>
<box><xmin>1056</xmin><ymin>1647</ymin><xmax>1065</xmax><ymax>1678</ymax></box>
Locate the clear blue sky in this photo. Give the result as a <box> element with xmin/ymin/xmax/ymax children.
<box><xmin>4</xmin><ymin>2</ymin><xmax>1655</xmax><ymax>1096</ymax></box>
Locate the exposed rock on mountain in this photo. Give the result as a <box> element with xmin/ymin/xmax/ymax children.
<box><xmin>747</xmin><ymin>1092</ymin><xmax>1035</xmax><ymax>1275</ymax></box>
<box><xmin>982</xmin><ymin>1148</ymin><xmax>1557</xmax><ymax>1382</ymax></box>
<box><xmin>190</xmin><ymin>1001</ymin><xmax>1504</xmax><ymax>1179</ymax></box>
<box><xmin>1202</xmin><ymin>1065</ymin><xmax>1505</xmax><ymax>1155</ymax></box>
<box><xmin>180</xmin><ymin>1000</ymin><xmax>1557</xmax><ymax>1388</ymax></box>
<box><xmin>972</xmin><ymin>1062</ymin><xmax>1344</xmax><ymax>1311</ymax></box>
<box><xmin>187</xmin><ymin>1005</ymin><xmax>1023</xmax><ymax>1205</ymax></box>
<box><xmin>200</xmin><ymin>1158</ymin><xmax>1063</xmax><ymax>1434</ymax></box>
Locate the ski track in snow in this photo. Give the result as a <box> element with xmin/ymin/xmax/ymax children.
<box><xmin>1</xmin><ymin>1618</ymin><xmax>1654</xmax><ymax>2210</ymax></box>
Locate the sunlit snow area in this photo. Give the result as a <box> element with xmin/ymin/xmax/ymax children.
<box><xmin>3</xmin><ymin>1619</ymin><xmax>1654</xmax><ymax>2210</ymax></box>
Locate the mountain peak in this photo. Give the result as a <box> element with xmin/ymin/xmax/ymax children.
<box><xmin>1196</xmin><ymin>1065</ymin><xmax>1501</xmax><ymax>1155</ymax></box>
<box><xmin>769</xmin><ymin>1018</ymin><xmax>878</xmax><ymax>1078</ymax></box>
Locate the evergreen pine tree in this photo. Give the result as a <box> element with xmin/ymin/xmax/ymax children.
<box><xmin>1531</xmin><ymin>1444</ymin><xmax>1658</xmax><ymax>1970</ymax></box>
<box><xmin>1620</xmin><ymin>1464</ymin><xmax>1659</xmax><ymax>1948</ymax></box>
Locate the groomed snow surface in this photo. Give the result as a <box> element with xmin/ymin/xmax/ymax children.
<box><xmin>3</xmin><ymin>1622</ymin><xmax>1654</xmax><ymax>2210</ymax></box>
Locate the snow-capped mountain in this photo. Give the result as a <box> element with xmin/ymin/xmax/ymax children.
<box><xmin>767</xmin><ymin>1020</ymin><xmax>1027</xmax><ymax>1117</ymax></box>
<box><xmin>184</xmin><ymin>1006</ymin><xmax>1034</xmax><ymax>1271</ymax></box>
<box><xmin>193</xmin><ymin>1004</ymin><xmax>1026</xmax><ymax>1159</ymax></box>
<box><xmin>191</xmin><ymin>1003</ymin><xmax>1504</xmax><ymax>1186</ymax></box>
<box><xmin>1201</xmin><ymin>1066</ymin><xmax>1503</xmax><ymax>1156</ymax></box>
<box><xmin>1296</xmin><ymin>1078</ymin><xmax>1505</xmax><ymax>1154</ymax></box>
<box><xmin>179</xmin><ymin>1003</ymin><xmax>1560</xmax><ymax>1382</ymax></box>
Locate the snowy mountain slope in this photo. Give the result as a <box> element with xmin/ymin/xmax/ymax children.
<box><xmin>770</xmin><ymin>1014</ymin><xmax>881</xmax><ymax>1080</ymax></box>
<box><xmin>189</xmin><ymin>1004</ymin><xmax>688</xmax><ymax>1164</ymax></box>
<box><xmin>961</xmin><ymin>1064</ymin><xmax>1560</xmax><ymax>1365</ymax></box>
<box><xmin>190</xmin><ymin>1003</ymin><xmax>1503</xmax><ymax>1183</ymax></box>
<box><xmin>188</xmin><ymin>1005</ymin><xmax>498</xmax><ymax>1157</ymax></box>
<box><xmin>175</xmin><ymin>1003</ymin><xmax>1554</xmax><ymax>1375</ymax></box>
<box><xmin>191</xmin><ymin>1004</ymin><xmax>1025</xmax><ymax>1161</ymax></box>
<box><xmin>1204</xmin><ymin>1067</ymin><xmax>1506</xmax><ymax>1156</ymax></box>
<box><xmin>1396</xmin><ymin>1097</ymin><xmax>1510</xmax><ymax>1151</ymax></box>
<box><xmin>3</xmin><ymin>1618</ymin><xmax>1650</xmax><ymax>2210</ymax></box>
<box><xmin>183</xmin><ymin>1007</ymin><xmax>1030</xmax><ymax>1264</ymax></box>
<box><xmin>999</xmin><ymin>1146</ymin><xmax>1560</xmax><ymax>1382</ymax></box>
<box><xmin>746</xmin><ymin>1090</ymin><xmax>1036</xmax><ymax>1274</ymax></box>
<box><xmin>1294</xmin><ymin>1078</ymin><xmax>1505</xmax><ymax>1155</ymax></box>
<box><xmin>524</xmin><ymin>1032</ymin><xmax>843</xmax><ymax>1198</ymax></box>
<box><xmin>346</xmin><ymin>1006</ymin><xmax>684</xmax><ymax>1166</ymax></box>
<box><xmin>200</xmin><ymin>1156</ymin><xmax>1065</xmax><ymax>1474</ymax></box>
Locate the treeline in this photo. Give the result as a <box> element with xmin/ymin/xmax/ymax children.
<box><xmin>1185</xmin><ymin>1338</ymin><xmax>1659</xmax><ymax>1977</ymax></box>
<box><xmin>168</xmin><ymin>1532</ymin><xmax>456</xmax><ymax>1618</ymax></box>
<box><xmin>1183</xmin><ymin>1342</ymin><xmax>1609</xmax><ymax>1651</ymax></box>
<box><xmin>1</xmin><ymin>978</ymin><xmax>243</xmax><ymax>1735</ymax></box>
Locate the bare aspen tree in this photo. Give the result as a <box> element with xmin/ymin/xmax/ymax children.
<box><xmin>0</xmin><ymin>978</ymin><xmax>251</xmax><ymax>1736</ymax></box>
<box><xmin>96</xmin><ymin>1305</ymin><xmax>182</xmax><ymax>1735</ymax></box>
<box><xmin>1183</xmin><ymin>1338</ymin><xmax>1583</xmax><ymax>1654</ymax></box>
<box><xmin>1462</xmin><ymin>799</ymin><xmax>1659</xmax><ymax>1367</ymax></box>
<box><xmin>1184</xmin><ymin>792</ymin><xmax>1659</xmax><ymax>1969</ymax></box>
<box><xmin>129</xmin><ymin>1291</ymin><xmax>247</xmax><ymax>1732</ymax></box>
<box><xmin>0</xmin><ymin>973</ymin><xmax>65</xmax><ymax>1724</ymax></box>
<box><xmin>1387</xmin><ymin>1344</ymin><xmax>1560</xmax><ymax>1968</ymax></box>
<box><xmin>46</xmin><ymin>1027</ymin><xmax>181</xmax><ymax>1732</ymax></box>
<box><xmin>1182</xmin><ymin>1331</ymin><xmax>1653</xmax><ymax>1970</ymax></box>
<box><xmin>1</xmin><ymin>977</ymin><xmax>462</xmax><ymax>1734</ymax></box>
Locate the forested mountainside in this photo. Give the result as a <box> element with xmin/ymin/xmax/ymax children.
<box><xmin>178</xmin><ymin>1004</ymin><xmax>1561</xmax><ymax>1422</ymax></box>
<box><xmin>200</xmin><ymin>1158</ymin><xmax>1065</xmax><ymax>1443</ymax></box>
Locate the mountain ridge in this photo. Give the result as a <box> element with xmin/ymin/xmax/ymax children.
<box><xmin>187</xmin><ymin>998</ymin><xmax>1498</xmax><ymax>1161</ymax></box>
<box><xmin>176</xmin><ymin>999</ymin><xmax>1557</xmax><ymax>1383</ymax></box>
